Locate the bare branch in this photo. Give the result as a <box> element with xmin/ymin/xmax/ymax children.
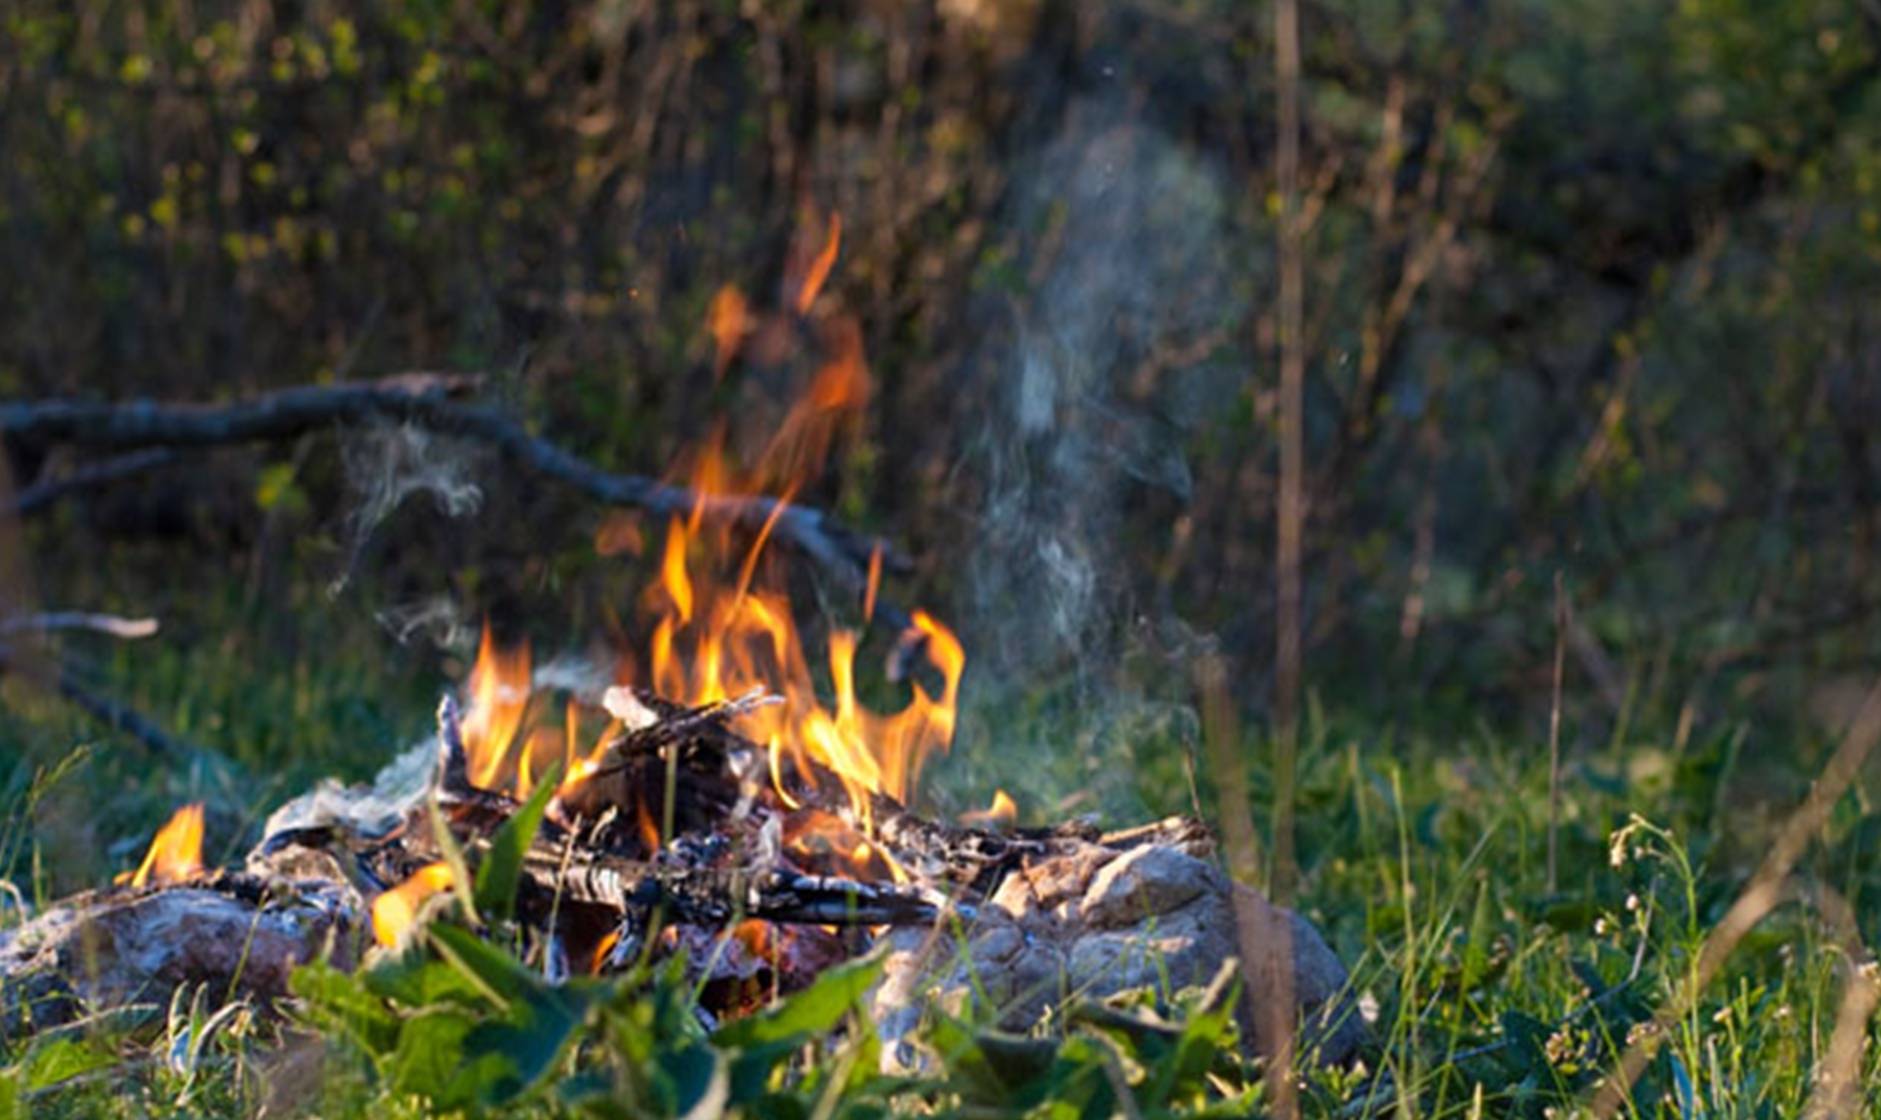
<box><xmin>0</xmin><ymin>376</ymin><xmax>914</xmax><ymax>629</ymax></box>
<box><xmin>0</xmin><ymin>612</ymin><xmax>158</xmax><ymax>639</ymax></box>
<box><xmin>6</xmin><ymin>449</ymin><xmax>180</xmax><ymax>518</ymax></box>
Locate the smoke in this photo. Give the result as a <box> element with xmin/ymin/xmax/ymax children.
<box><xmin>331</xmin><ymin>422</ymin><xmax>484</xmax><ymax>594</ymax></box>
<box><xmin>375</xmin><ymin>594</ymin><xmax>475</xmax><ymax>650</ymax></box>
<box><xmin>954</xmin><ymin>102</ymin><xmax>1239</xmax><ymax>820</ymax></box>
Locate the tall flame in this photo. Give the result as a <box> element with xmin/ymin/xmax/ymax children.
<box><xmin>120</xmin><ymin>803</ymin><xmax>205</xmax><ymax>888</ymax></box>
<box><xmin>460</xmin><ymin>622</ymin><xmax>533</xmax><ymax>791</ymax></box>
<box><xmin>637</xmin><ymin>511</ymin><xmax>964</xmax><ymax>827</ymax></box>
<box><xmin>453</xmin><ymin>209</ymin><xmax>965</xmax><ymax>846</ymax></box>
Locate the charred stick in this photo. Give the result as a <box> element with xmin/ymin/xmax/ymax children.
<box><xmin>2</xmin><ymin>651</ymin><xmax>215</xmax><ymax>763</ymax></box>
<box><xmin>518</xmin><ymin>850</ymin><xmax>941</xmax><ymax>928</ymax></box>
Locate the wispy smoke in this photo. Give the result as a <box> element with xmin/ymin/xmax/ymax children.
<box><xmin>375</xmin><ymin>594</ymin><xmax>475</xmax><ymax>650</ymax></box>
<box><xmin>331</xmin><ymin>422</ymin><xmax>484</xmax><ymax>594</ymax></box>
<box><xmin>955</xmin><ymin>101</ymin><xmax>1238</xmax><ymax>820</ymax></box>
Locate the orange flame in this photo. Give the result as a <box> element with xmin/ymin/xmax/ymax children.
<box><xmin>960</xmin><ymin>789</ymin><xmax>1019</xmax><ymax>828</ymax></box>
<box><xmin>461</xmin><ymin>623</ymin><xmax>533</xmax><ymax>790</ymax></box>
<box><xmin>707</xmin><ymin>284</ymin><xmax>750</xmax><ymax>377</ymax></box>
<box><xmin>591</xmin><ymin>929</ymin><xmax>622</xmax><ymax>974</ymax></box>
<box><xmin>756</xmin><ymin>315</ymin><xmax>870</xmax><ymax>493</ymax></box>
<box><xmin>371</xmin><ymin>862</ymin><xmax>456</xmax><ymax>948</ymax></box>
<box><xmin>791</xmin><ymin>212</ymin><xmax>842</xmax><ymax>314</ymax></box>
<box><xmin>120</xmin><ymin>803</ymin><xmax>205</xmax><ymax>888</ymax></box>
<box><xmin>638</xmin><ymin>511</ymin><xmax>965</xmax><ymax>829</ymax></box>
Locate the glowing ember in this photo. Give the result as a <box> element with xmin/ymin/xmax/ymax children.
<box><xmin>371</xmin><ymin>862</ymin><xmax>456</xmax><ymax>947</ymax></box>
<box><xmin>119</xmin><ymin>803</ymin><xmax>205</xmax><ymax>888</ymax></box>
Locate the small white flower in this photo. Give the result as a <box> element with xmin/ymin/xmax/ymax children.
<box><xmin>1358</xmin><ymin>991</ymin><xmax>1380</xmax><ymax>1024</ymax></box>
<box><xmin>1626</xmin><ymin>893</ymin><xmax>1640</xmax><ymax>912</ymax></box>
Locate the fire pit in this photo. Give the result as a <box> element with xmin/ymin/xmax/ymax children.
<box><xmin>2</xmin><ymin>636</ymin><xmax>1358</xmax><ymax>1067</ymax></box>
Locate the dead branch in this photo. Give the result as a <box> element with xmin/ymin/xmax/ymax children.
<box><xmin>6</xmin><ymin>449</ymin><xmax>180</xmax><ymax>518</ymax></box>
<box><xmin>0</xmin><ymin>376</ymin><xmax>914</xmax><ymax>628</ymax></box>
<box><xmin>0</xmin><ymin>642</ymin><xmax>208</xmax><ymax>763</ymax></box>
<box><xmin>0</xmin><ymin>612</ymin><xmax>158</xmax><ymax>639</ymax></box>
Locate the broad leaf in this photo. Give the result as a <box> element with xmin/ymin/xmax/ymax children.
<box><xmin>714</xmin><ymin>953</ymin><xmax>883</xmax><ymax>1102</ymax></box>
<box><xmin>290</xmin><ymin>960</ymin><xmax>401</xmax><ymax>1058</ymax></box>
<box><xmin>461</xmin><ymin>984</ymin><xmax>588</xmax><ymax>1104</ymax></box>
<box><xmin>428</xmin><ymin>920</ymin><xmax>549</xmax><ymax>1009</ymax></box>
<box><xmin>668</xmin><ymin>1041</ymin><xmax>729</xmax><ymax>1120</ymax></box>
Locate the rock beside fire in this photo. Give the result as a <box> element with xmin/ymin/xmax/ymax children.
<box><xmin>0</xmin><ymin>881</ymin><xmax>354</xmax><ymax>1039</ymax></box>
<box><xmin>872</xmin><ymin>830</ymin><xmax>1363</xmax><ymax>1070</ymax></box>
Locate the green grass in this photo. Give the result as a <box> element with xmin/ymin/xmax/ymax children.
<box><xmin>3</xmin><ymin>592</ymin><xmax>1879</xmax><ymax>1118</ymax></box>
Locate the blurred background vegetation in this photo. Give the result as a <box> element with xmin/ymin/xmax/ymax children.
<box><xmin>3</xmin><ymin>0</ymin><xmax>1881</xmax><ymax>899</ymax></box>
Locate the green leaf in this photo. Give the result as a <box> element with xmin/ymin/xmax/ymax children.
<box><xmin>362</xmin><ymin>943</ymin><xmax>487</xmax><ymax>1010</ymax></box>
<box><xmin>461</xmin><ymin>984</ymin><xmax>587</xmax><ymax>1104</ymax></box>
<box><xmin>21</xmin><ymin>1037</ymin><xmax>115</xmax><ymax>1091</ymax></box>
<box><xmin>428</xmin><ymin>797</ymin><xmax>479</xmax><ymax>927</ymax></box>
<box><xmin>668</xmin><ymin>1042</ymin><xmax>729</xmax><ymax>1120</ymax></box>
<box><xmin>290</xmin><ymin>960</ymin><xmax>401</xmax><ymax>1058</ymax></box>
<box><xmin>713</xmin><ymin>954</ymin><xmax>883</xmax><ymax>1049</ymax></box>
<box><xmin>1460</xmin><ymin>877</ymin><xmax>1493</xmax><ymax>992</ymax></box>
<box><xmin>714</xmin><ymin>954</ymin><xmax>882</xmax><ymax>1102</ymax></box>
<box><xmin>427</xmin><ymin>921</ymin><xmax>544</xmax><ymax>1009</ymax></box>
<box><xmin>254</xmin><ymin>461</ymin><xmax>303</xmax><ymax>512</ymax></box>
<box><xmin>387</xmin><ymin>1008</ymin><xmax>473</xmax><ymax>1097</ymax></box>
<box><xmin>475</xmin><ymin>758</ymin><xmax>561</xmax><ymax>923</ymax></box>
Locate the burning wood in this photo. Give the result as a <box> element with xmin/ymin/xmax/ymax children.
<box><xmin>0</xmin><ymin>661</ymin><xmax>1353</xmax><ymax>1064</ymax></box>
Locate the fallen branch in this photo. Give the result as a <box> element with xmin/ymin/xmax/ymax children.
<box><xmin>0</xmin><ymin>611</ymin><xmax>159</xmax><ymax>639</ymax></box>
<box><xmin>48</xmin><ymin>664</ymin><xmax>204</xmax><ymax>761</ymax></box>
<box><xmin>0</xmin><ymin>377</ymin><xmax>914</xmax><ymax>628</ymax></box>
<box><xmin>6</xmin><ymin>449</ymin><xmax>180</xmax><ymax>518</ymax></box>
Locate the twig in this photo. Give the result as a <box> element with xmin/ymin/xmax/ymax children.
<box><xmin>1803</xmin><ymin>882</ymin><xmax>1880</xmax><ymax>1120</ymax></box>
<box><xmin>0</xmin><ymin>636</ymin><xmax>204</xmax><ymax>763</ymax></box>
<box><xmin>1270</xmin><ymin>0</ymin><xmax>1305</xmax><ymax>1112</ymax></box>
<box><xmin>0</xmin><ymin>377</ymin><xmax>914</xmax><ymax>628</ymax></box>
<box><xmin>6</xmin><ymin>449</ymin><xmax>179</xmax><ymax>517</ymax></box>
<box><xmin>1547</xmin><ymin>572</ymin><xmax>1566</xmax><ymax>893</ymax></box>
<box><xmin>0</xmin><ymin>612</ymin><xmax>158</xmax><ymax>639</ymax></box>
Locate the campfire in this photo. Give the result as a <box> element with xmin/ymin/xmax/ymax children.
<box><xmin>0</xmin><ymin>219</ymin><xmax>1358</xmax><ymax>1068</ymax></box>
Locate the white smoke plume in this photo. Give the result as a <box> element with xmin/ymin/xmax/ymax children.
<box><xmin>953</xmin><ymin>101</ymin><xmax>1239</xmax><ymax>820</ymax></box>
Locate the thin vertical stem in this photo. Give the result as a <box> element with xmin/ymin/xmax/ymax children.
<box><xmin>1273</xmin><ymin>0</ymin><xmax>1303</xmax><ymax>913</ymax></box>
<box><xmin>1270</xmin><ymin>0</ymin><xmax>1304</xmax><ymax>1114</ymax></box>
<box><xmin>1547</xmin><ymin>571</ymin><xmax>1567</xmax><ymax>892</ymax></box>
